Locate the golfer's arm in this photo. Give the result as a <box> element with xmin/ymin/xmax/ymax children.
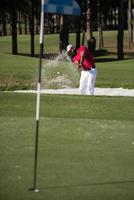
<box><xmin>80</xmin><ymin>51</ymin><xmax>84</xmax><ymax>65</ymax></box>
<box><xmin>74</xmin><ymin>61</ymin><xmax>81</xmax><ymax>69</ymax></box>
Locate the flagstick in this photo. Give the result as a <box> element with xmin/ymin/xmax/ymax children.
<box><xmin>32</xmin><ymin>0</ymin><xmax>44</xmax><ymax>192</ymax></box>
<box><xmin>30</xmin><ymin>0</ymin><xmax>80</xmax><ymax>192</ymax></box>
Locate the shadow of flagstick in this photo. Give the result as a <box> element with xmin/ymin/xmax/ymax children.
<box><xmin>38</xmin><ymin>179</ymin><xmax>134</xmax><ymax>191</ymax></box>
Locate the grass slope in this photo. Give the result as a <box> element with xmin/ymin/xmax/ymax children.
<box><xmin>96</xmin><ymin>59</ymin><xmax>134</xmax><ymax>88</ymax></box>
<box><xmin>0</xmin><ymin>52</ymin><xmax>134</xmax><ymax>90</ymax></box>
<box><xmin>0</xmin><ymin>32</ymin><xmax>134</xmax><ymax>90</ymax></box>
<box><xmin>0</xmin><ymin>92</ymin><xmax>134</xmax><ymax>200</ymax></box>
<box><xmin>0</xmin><ymin>53</ymin><xmax>38</xmax><ymax>90</ymax></box>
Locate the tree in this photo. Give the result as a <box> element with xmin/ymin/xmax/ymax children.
<box><xmin>0</xmin><ymin>10</ymin><xmax>7</xmax><ymax>36</ymax></box>
<box><xmin>75</xmin><ymin>0</ymin><xmax>82</xmax><ymax>48</ymax></box>
<box><xmin>59</xmin><ymin>15</ymin><xmax>69</xmax><ymax>52</ymax></box>
<box><xmin>97</xmin><ymin>0</ymin><xmax>104</xmax><ymax>49</ymax></box>
<box><xmin>0</xmin><ymin>0</ymin><xmax>30</xmax><ymax>54</ymax></box>
<box><xmin>86</xmin><ymin>0</ymin><xmax>93</xmax><ymax>48</ymax></box>
<box><xmin>24</xmin><ymin>14</ymin><xmax>28</xmax><ymax>34</ymax></box>
<box><xmin>86</xmin><ymin>0</ymin><xmax>96</xmax><ymax>54</ymax></box>
<box><xmin>29</xmin><ymin>0</ymin><xmax>36</xmax><ymax>57</ymax></box>
<box><xmin>11</xmin><ymin>1</ymin><xmax>18</xmax><ymax>54</ymax></box>
<box><xmin>128</xmin><ymin>0</ymin><xmax>133</xmax><ymax>48</ymax></box>
<box><xmin>117</xmin><ymin>0</ymin><xmax>124</xmax><ymax>60</ymax></box>
<box><xmin>0</xmin><ymin>0</ymin><xmax>18</xmax><ymax>53</ymax></box>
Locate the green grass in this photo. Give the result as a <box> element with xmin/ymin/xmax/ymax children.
<box><xmin>0</xmin><ymin>32</ymin><xmax>134</xmax><ymax>90</ymax></box>
<box><xmin>0</xmin><ymin>92</ymin><xmax>134</xmax><ymax>200</ymax></box>
<box><xmin>0</xmin><ymin>31</ymin><xmax>134</xmax><ymax>200</ymax></box>
<box><xmin>0</xmin><ymin>31</ymin><xmax>133</xmax><ymax>55</ymax></box>
<box><xmin>96</xmin><ymin>59</ymin><xmax>134</xmax><ymax>88</ymax></box>
<box><xmin>0</xmin><ymin>34</ymin><xmax>59</xmax><ymax>54</ymax></box>
<box><xmin>0</xmin><ymin>53</ymin><xmax>38</xmax><ymax>90</ymax></box>
<box><xmin>0</xmin><ymin>52</ymin><xmax>134</xmax><ymax>90</ymax></box>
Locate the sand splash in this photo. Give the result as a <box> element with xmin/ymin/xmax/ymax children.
<box><xmin>41</xmin><ymin>51</ymin><xmax>80</xmax><ymax>89</ymax></box>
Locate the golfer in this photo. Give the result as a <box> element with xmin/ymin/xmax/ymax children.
<box><xmin>66</xmin><ymin>44</ymin><xmax>97</xmax><ymax>95</ymax></box>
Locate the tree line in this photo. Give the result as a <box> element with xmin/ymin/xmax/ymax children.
<box><xmin>0</xmin><ymin>0</ymin><xmax>134</xmax><ymax>60</ymax></box>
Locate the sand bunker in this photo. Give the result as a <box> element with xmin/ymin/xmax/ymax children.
<box><xmin>15</xmin><ymin>87</ymin><xmax>134</xmax><ymax>97</ymax></box>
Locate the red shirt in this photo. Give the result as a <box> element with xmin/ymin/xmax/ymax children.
<box><xmin>73</xmin><ymin>46</ymin><xmax>95</xmax><ymax>71</ymax></box>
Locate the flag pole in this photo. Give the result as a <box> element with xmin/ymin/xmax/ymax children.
<box><xmin>32</xmin><ymin>0</ymin><xmax>44</xmax><ymax>192</ymax></box>
<box><xmin>30</xmin><ymin>0</ymin><xmax>80</xmax><ymax>192</ymax></box>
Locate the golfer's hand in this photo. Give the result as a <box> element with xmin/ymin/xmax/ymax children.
<box><xmin>75</xmin><ymin>63</ymin><xmax>81</xmax><ymax>69</ymax></box>
<box><xmin>74</xmin><ymin>61</ymin><xmax>81</xmax><ymax>69</ymax></box>
<box><xmin>75</xmin><ymin>65</ymin><xmax>80</xmax><ymax>69</ymax></box>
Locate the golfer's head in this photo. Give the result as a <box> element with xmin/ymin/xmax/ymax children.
<box><xmin>66</xmin><ymin>44</ymin><xmax>74</xmax><ymax>55</ymax></box>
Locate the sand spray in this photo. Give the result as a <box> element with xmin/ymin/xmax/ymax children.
<box><xmin>41</xmin><ymin>51</ymin><xmax>80</xmax><ymax>89</ymax></box>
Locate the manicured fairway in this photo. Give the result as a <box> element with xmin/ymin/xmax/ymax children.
<box><xmin>0</xmin><ymin>92</ymin><xmax>134</xmax><ymax>200</ymax></box>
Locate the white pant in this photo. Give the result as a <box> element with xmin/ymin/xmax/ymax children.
<box><xmin>79</xmin><ymin>68</ymin><xmax>97</xmax><ymax>95</ymax></box>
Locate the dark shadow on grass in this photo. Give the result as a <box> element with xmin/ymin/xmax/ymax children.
<box><xmin>39</xmin><ymin>180</ymin><xmax>134</xmax><ymax>191</ymax></box>
<box><xmin>18</xmin><ymin>53</ymin><xmax>59</xmax><ymax>59</ymax></box>
<box><xmin>95</xmin><ymin>57</ymin><xmax>118</xmax><ymax>63</ymax></box>
<box><xmin>15</xmin><ymin>52</ymin><xmax>118</xmax><ymax>62</ymax></box>
<box><xmin>12</xmin><ymin>52</ymin><xmax>119</xmax><ymax>63</ymax></box>
<box><xmin>7</xmin><ymin>51</ymin><xmax>134</xmax><ymax>62</ymax></box>
<box><xmin>94</xmin><ymin>50</ymin><xmax>134</xmax><ymax>62</ymax></box>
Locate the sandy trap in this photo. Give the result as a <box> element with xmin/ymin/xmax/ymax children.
<box><xmin>15</xmin><ymin>87</ymin><xmax>134</xmax><ymax>97</ymax></box>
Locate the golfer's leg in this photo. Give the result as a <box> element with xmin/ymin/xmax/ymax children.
<box><xmin>79</xmin><ymin>71</ymin><xmax>87</xmax><ymax>95</ymax></box>
<box><xmin>87</xmin><ymin>69</ymin><xmax>97</xmax><ymax>95</ymax></box>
